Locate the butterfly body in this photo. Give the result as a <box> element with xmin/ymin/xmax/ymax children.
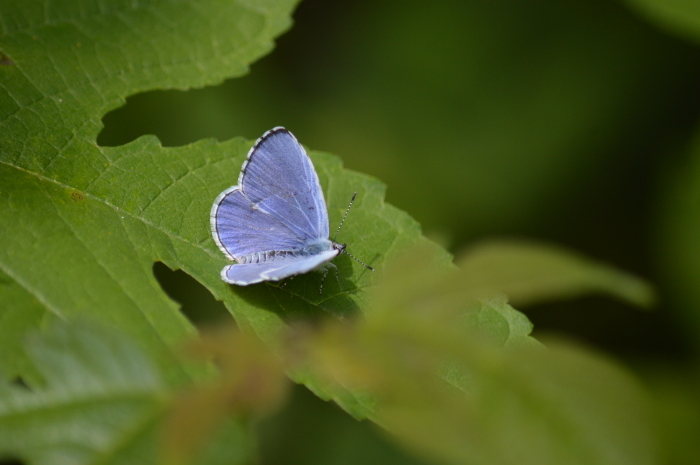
<box><xmin>211</xmin><ymin>127</ymin><xmax>353</xmax><ymax>286</ymax></box>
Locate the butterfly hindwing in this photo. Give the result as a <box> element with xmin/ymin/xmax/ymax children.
<box><xmin>211</xmin><ymin>186</ymin><xmax>309</xmax><ymax>260</ymax></box>
<box><xmin>222</xmin><ymin>250</ymin><xmax>339</xmax><ymax>284</ymax></box>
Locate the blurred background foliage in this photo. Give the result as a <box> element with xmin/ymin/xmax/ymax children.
<box><xmin>99</xmin><ymin>0</ymin><xmax>700</xmax><ymax>463</ymax></box>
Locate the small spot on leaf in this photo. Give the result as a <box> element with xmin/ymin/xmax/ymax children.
<box><xmin>0</xmin><ymin>54</ymin><xmax>14</xmax><ymax>66</ymax></box>
<box><xmin>71</xmin><ymin>191</ymin><xmax>84</xmax><ymax>202</ymax></box>
<box><xmin>11</xmin><ymin>377</ymin><xmax>30</xmax><ymax>390</ymax></box>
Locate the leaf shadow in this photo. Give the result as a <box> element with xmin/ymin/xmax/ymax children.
<box><xmin>230</xmin><ymin>255</ymin><xmax>364</xmax><ymax>324</ymax></box>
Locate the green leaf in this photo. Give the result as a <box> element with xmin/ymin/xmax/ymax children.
<box><xmin>0</xmin><ymin>269</ymin><xmax>45</xmax><ymax>384</ymax></box>
<box><xmin>298</xmin><ymin>248</ymin><xmax>657</xmax><ymax>465</ymax></box>
<box><xmin>623</xmin><ymin>0</ymin><xmax>700</xmax><ymax>43</ymax></box>
<box><xmin>457</xmin><ymin>240</ymin><xmax>655</xmax><ymax>308</ymax></box>
<box><xmin>657</xmin><ymin>127</ymin><xmax>700</xmax><ymax>353</ymax></box>
<box><xmin>1</xmin><ymin>0</ymin><xmax>450</xmax><ymax>420</ymax></box>
<box><xmin>639</xmin><ymin>364</ymin><xmax>700</xmax><ymax>465</ymax></box>
<box><xmin>0</xmin><ymin>320</ymin><xmax>256</xmax><ymax>465</ymax></box>
<box><xmin>460</xmin><ymin>296</ymin><xmax>537</xmax><ymax>349</ymax></box>
<box><xmin>291</xmin><ymin>245</ymin><xmax>541</xmax><ymax>419</ymax></box>
<box><xmin>162</xmin><ymin>325</ymin><xmax>289</xmax><ymax>465</ymax></box>
<box><xmin>436</xmin><ymin>340</ymin><xmax>657</xmax><ymax>465</ymax></box>
<box><xmin>361</xmin><ymin>244</ymin><xmax>536</xmax><ymax>349</ymax></box>
<box><xmin>400</xmin><ymin>341</ymin><xmax>658</xmax><ymax>465</ymax></box>
<box><xmin>0</xmin><ymin>0</ymin><xmax>298</xmax><ymax>384</ymax></box>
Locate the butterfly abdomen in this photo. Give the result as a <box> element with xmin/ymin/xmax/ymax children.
<box><xmin>235</xmin><ymin>239</ymin><xmax>336</xmax><ymax>265</ymax></box>
<box><xmin>237</xmin><ymin>250</ymin><xmax>298</xmax><ymax>264</ymax></box>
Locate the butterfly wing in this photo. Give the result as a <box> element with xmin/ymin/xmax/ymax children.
<box><xmin>238</xmin><ymin>127</ymin><xmax>329</xmax><ymax>241</ymax></box>
<box><xmin>211</xmin><ymin>186</ymin><xmax>313</xmax><ymax>260</ymax></box>
<box><xmin>222</xmin><ymin>250</ymin><xmax>339</xmax><ymax>285</ymax></box>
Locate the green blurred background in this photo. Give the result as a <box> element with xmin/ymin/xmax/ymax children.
<box><xmin>98</xmin><ymin>0</ymin><xmax>700</xmax><ymax>463</ymax></box>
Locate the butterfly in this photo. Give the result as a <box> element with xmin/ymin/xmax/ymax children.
<box><xmin>211</xmin><ymin>127</ymin><xmax>372</xmax><ymax>293</ymax></box>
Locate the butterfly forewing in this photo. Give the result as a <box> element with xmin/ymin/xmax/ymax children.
<box><xmin>239</xmin><ymin>128</ymin><xmax>329</xmax><ymax>241</ymax></box>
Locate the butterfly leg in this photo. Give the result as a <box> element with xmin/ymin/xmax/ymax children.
<box><xmin>319</xmin><ymin>267</ymin><xmax>329</xmax><ymax>295</ymax></box>
<box><xmin>333</xmin><ymin>263</ymin><xmax>341</xmax><ymax>288</ymax></box>
<box><xmin>278</xmin><ymin>275</ymin><xmax>295</xmax><ymax>289</ymax></box>
<box><xmin>319</xmin><ymin>262</ymin><xmax>340</xmax><ymax>295</ymax></box>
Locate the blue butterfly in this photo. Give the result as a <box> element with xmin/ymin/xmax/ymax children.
<box><xmin>211</xmin><ymin>127</ymin><xmax>372</xmax><ymax>292</ymax></box>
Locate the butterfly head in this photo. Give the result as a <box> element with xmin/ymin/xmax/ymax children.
<box><xmin>333</xmin><ymin>242</ymin><xmax>347</xmax><ymax>255</ymax></box>
<box><xmin>333</xmin><ymin>241</ymin><xmax>374</xmax><ymax>271</ymax></box>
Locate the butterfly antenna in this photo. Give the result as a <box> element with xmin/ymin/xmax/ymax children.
<box><xmin>333</xmin><ymin>192</ymin><xmax>357</xmax><ymax>242</ymax></box>
<box><xmin>343</xmin><ymin>249</ymin><xmax>374</xmax><ymax>271</ymax></box>
<box><xmin>334</xmin><ymin>192</ymin><xmax>375</xmax><ymax>272</ymax></box>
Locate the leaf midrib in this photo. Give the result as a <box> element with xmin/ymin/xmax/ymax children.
<box><xmin>1</xmin><ymin>155</ymin><xmax>369</xmax><ymax>312</ymax></box>
<box><xmin>0</xmin><ymin>157</ymin><xmax>222</xmax><ymax>259</ymax></box>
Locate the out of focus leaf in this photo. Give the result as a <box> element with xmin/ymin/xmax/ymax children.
<box><xmin>364</xmin><ymin>244</ymin><xmax>536</xmax><ymax>348</ymax></box>
<box><xmin>657</xmin><ymin>128</ymin><xmax>700</xmax><ymax>353</ymax></box>
<box><xmin>297</xmin><ymin>246</ymin><xmax>657</xmax><ymax>465</ymax></box>
<box><xmin>624</xmin><ymin>0</ymin><xmax>700</xmax><ymax>43</ymax></box>
<box><xmin>639</xmin><ymin>365</ymin><xmax>700</xmax><ymax>465</ymax></box>
<box><xmin>162</xmin><ymin>326</ymin><xmax>289</xmax><ymax>465</ymax></box>
<box><xmin>0</xmin><ymin>320</ymin><xmax>256</xmax><ymax>465</ymax></box>
<box><xmin>380</xmin><ymin>338</ymin><xmax>657</xmax><ymax>465</ymax></box>
<box><xmin>457</xmin><ymin>240</ymin><xmax>655</xmax><ymax>308</ymax></box>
